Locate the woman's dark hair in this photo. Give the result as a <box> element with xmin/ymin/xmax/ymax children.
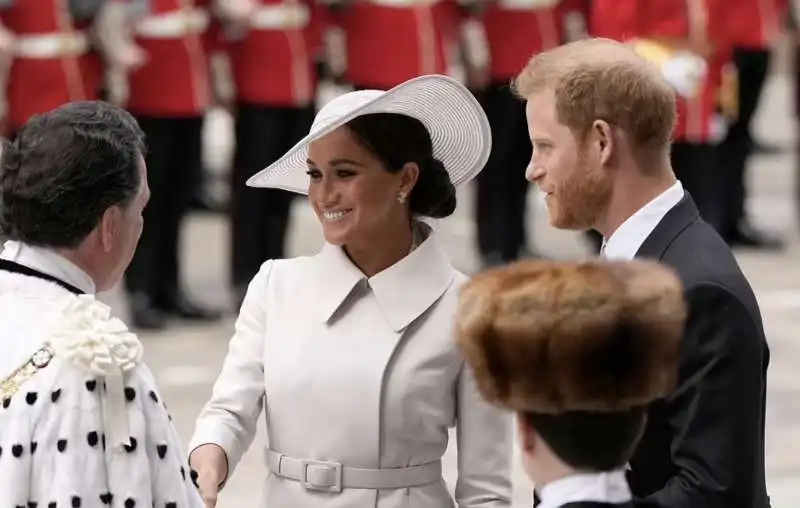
<box><xmin>346</xmin><ymin>113</ymin><xmax>457</xmax><ymax>218</ymax></box>
<box><xmin>0</xmin><ymin>101</ymin><xmax>146</xmax><ymax>248</ymax></box>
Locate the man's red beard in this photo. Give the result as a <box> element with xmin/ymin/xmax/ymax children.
<box><xmin>546</xmin><ymin>148</ymin><xmax>613</xmax><ymax>231</ymax></box>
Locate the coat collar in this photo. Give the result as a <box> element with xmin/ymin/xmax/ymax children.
<box><xmin>310</xmin><ymin>223</ymin><xmax>456</xmax><ymax>332</ymax></box>
<box><xmin>0</xmin><ymin>240</ymin><xmax>96</xmax><ymax>295</ymax></box>
<box><xmin>635</xmin><ymin>193</ymin><xmax>700</xmax><ymax>260</ymax></box>
<box><xmin>538</xmin><ymin>470</ymin><xmax>632</xmax><ymax>508</ymax></box>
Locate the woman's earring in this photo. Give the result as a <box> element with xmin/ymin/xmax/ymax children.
<box><xmin>397</xmin><ymin>192</ymin><xmax>407</xmax><ymax>204</ymax></box>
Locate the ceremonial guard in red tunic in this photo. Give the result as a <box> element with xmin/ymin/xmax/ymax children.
<box><xmin>590</xmin><ymin>0</ymin><xmax>729</xmax><ymax>235</ymax></box>
<box><xmin>123</xmin><ymin>0</ymin><xmax>222</xmax><ymax>329</ymax></box>
<box><xmin>324</xmin><ymin>0</ymin><xmax>461</xmax><ymax>90</ymax></box>
<box><xmin>791</xmin><ymin>0</ymin><xmax>800</xmax><ymax>231</ymax></box>
<box><xmin>0</xmin><ymin>0</ymin><xmax>135</xmax><ymax>136</ymax></box>
<box><xmin>717</xmin><ymin>0</ymin><xmax>788</xmax><ymax>248</ymax></box>
<box><xmin>464</xmin><ymin>0</ymin><xmax>581</xmax><ymax>266</ymax></box>
<box><xmin>212</xmin><ymin>0</ymin><xmax>323</xmax><ymax>306</ymax></box>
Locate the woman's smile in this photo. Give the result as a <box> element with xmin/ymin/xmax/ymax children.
<box><xmin>320</xmin><ymin>209</ymin><xmax>353</xmax><ymax>222</ymax></box>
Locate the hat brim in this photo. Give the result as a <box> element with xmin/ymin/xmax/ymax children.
<box><xmin>245</xmin><ymin>75</ymin><xmax>493</xmax><ymax>193</ymax></box>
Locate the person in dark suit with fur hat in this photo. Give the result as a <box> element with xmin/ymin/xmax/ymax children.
<box><xmin>455</xmin><ymin>258</ymin><xmax>687</xmax><ymax>508</ymax></box>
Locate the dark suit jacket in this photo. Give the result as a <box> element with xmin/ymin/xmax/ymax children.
<box><xmin>561</xmin><ymin>504</ymin><xmax>634</xmax><ymax>508</ymax></box>
<box><xmin>627</xmin><ymin>194</ymin><xmax>770</xmax><ymax>508</ymax></box>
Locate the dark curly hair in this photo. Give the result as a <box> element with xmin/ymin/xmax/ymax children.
<box><xmin>0</xmin><ymin>101</ymin><xmax>146</xmax><ymax>248</ymax></box>
<box><xmin>346</xmin><ymin>113</ymin><xmax>457</xmax><ymax>218</ymax></box>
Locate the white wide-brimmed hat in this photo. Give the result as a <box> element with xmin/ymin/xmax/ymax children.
<box><xmin>246</xmin><ymin>74</ymin><xmax>492</xmax><ymax>193</ymax></box>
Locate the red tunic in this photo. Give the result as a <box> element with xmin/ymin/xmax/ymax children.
<box><xmin>590</xmin><ymin>0</ymin><xmax>693</xmax><ymax>43</ymax></box>
<box><xmin>590</xmin><ymin>0</ymin><xmax>720</xmax><ymax>143</ymax></box>
<box><xmin>222</xmin><ymin>0</ymin><xmax>323</xmax><ymax>107</ymax></box>
<box><xmin>125</xmin><ymin>0</ymin><xmax>211</xmax><ymax>117</ymax></box>
<box><xmin>723</xmin><ymin>0</ymin><xmax>789</xmax><ymax>49</ymax></box>
<box><xmin>0</xmin><ymin>0</ymin><xmax>103</xmax><ymax>133</ymax></box>
<box><xmin>331</xmin><ymin>0</ymin><xmax>461</xmax><ymax>89</ymax></box>
<box><xmin>481</xmin><ymin>0</ymin><xmax>564</xmax><ymax>81</ymax></box>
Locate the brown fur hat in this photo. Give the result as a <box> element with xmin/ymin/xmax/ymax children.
<box><xmin>456</xmin><ymin>259</ymin><xmax>687</xmax><ymax>414</ymax></box>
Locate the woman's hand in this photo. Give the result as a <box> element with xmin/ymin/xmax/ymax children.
<box><xmin>189</xmin><ymin>444</ymin><xmax>229</xmax><ymax>508</ymax></box>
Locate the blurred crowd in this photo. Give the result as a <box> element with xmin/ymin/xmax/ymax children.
<box><xmin>0</xmin><ymin>0</ymin><xmax>797</xmax><ymax>331</ymax></box>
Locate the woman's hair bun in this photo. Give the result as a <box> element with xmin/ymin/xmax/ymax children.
<box><xmin>410</xmin><ymin>157</ymin><xmax>456</xmax><ymax>218</ymax></box>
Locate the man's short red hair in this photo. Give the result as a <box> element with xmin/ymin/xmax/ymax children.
<box><xmin>513</xmin><ymin>38</ymin><xmax>677</xmax><ymax>164</ymax></box>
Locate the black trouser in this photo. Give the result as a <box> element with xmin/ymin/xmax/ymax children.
<box><xmin>474</xmin><ymin>82</ymin><xmax>532</xmax><ymax>261</ymax></box>
<box><xmin>718</xmin><ymin>47</ymin><xmax>771</xmax><ymax>237</ymax></box>
<box><xmin>671</xmin><ymin>141</ymin><xmax>724</xmax><ymax>233</ymax></box>
<box><xmin>229</xmin><ymin>103</ymin><xmax>313</xmax><ymax>291</ymax></box>
<box><xmin>100</xmin><ymin>83</ymin><xmax>208</xmax><ymax>206</ymax></box>
<box><xmin>125</xmin><ymin>115</ymin><xmax>202</xmax><ymax>304</ymax></box>
<box><xmin>795</xmin><ymin>43</ymin><xmax>800</xmax><ymax>226</ymax></box>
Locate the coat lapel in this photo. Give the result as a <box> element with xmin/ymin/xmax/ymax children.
<box><xmin>311</xmin><ymin>242</ymin><xmax>366</xmax><ymax>324</ymax></box>
<box><xmin>310</xmin><ymin>224</ymin><xmax>457</xmax><ymax>332</ymax></box>
<box><xmin>367</xmin><ymin>233</ymin><xmax>455</xmax><ymax>332</ymax></box>
<box><xmin>559</xmin><ymin>503</ymin><xmax>634</xmax><ymax>508</ymax></box>
<box><xmin>635</xmin><ymin>194</ymin><xmax>700</xmax><ymax>260</ymax></box>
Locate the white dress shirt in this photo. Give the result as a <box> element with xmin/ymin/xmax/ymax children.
<box><xmin>538</xmin><ymin>470</ymin><xmax>632</xmax><ymax>508</ymax></box>
<box><xmin>0</xmin><ymin>240</ymin><xmax>96</xmax><ymax>294</ymax></box>
<box><xmin>602</xmin><ymin>181</ymin><xmax>685</xmax><ymax>260</ymax></box>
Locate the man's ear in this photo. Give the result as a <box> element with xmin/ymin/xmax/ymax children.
<box><xmin>590</xmin><ymin>119</ymin><xmax>615</xmax><ymax>166</ymax></box>
<box><xmin>99</xmin><ymin>205</ymin><xmax>123</xmax><ymax>253</ymax></box>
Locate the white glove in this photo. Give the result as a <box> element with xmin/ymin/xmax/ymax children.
<box><xmin>216</xmin><ymin>0</ymin><xmax>258</xmax><ymax>23</ymax></box>
<box><xmin>630</xmin><ymin>39</ymin><xmax>708</xmax><ymax>99</ymax></box>
<box><xmin>93</xmin><ymin>1</ymin><xmax>147</xmax><ymax>71</ymax></box>
<box><xmin>660</xmin><ymin>52</ymin><xmax>708</xmax><ymax>99</ymax></box>
<box><xmin>0</xmin><ymin>25</ymin><xmax>15</xmax><ymax>56</ymax></box>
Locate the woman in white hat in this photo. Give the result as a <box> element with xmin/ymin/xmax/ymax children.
<box><xmin>187</xmin><ymin>75</ymin><xmax>513</xmax><ymax>508</ymax></box>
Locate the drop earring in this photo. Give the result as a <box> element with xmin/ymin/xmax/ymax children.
<box><xmin>397</xmin><ymin>192</ymin><xmax>407</xmax><ymax>204</ymax></box>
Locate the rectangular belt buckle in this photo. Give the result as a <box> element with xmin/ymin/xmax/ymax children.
<box><xmin>301</xmin><ymin>459</ymin><xmax>343</xmax><ymax>493</ymax></box>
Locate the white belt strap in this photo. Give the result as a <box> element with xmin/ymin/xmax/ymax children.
<box><xmin>497</xmin><ymin>0</ymin><xmax>558</xmax><ymax>8</ymax></box>
<box><xmin>135</xmin><ymin>8</ymin><xmax>210</xmax><ymax>38</ymax></box>
<box><xmin>14</xmin><ymin>32</ymin><xmax>89</xmax><ymax>58</ymax></box>
<box><xmin>265</xmin><ymin>449</ymin><xmax>442</xmax><ymax>493</ymax></box>
<box><xmin>367</xmin><ymin>0</ymin><xmax>440</xmax><ymax>7</ymax></box>
<box><xmin>251</xmin><ymin>4</ymin><xmax>311</xmax><ymax>30</ymax></box>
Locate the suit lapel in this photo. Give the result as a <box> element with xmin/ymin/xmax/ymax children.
<box><xmin>559</xmin><ymin>502</ymin><xmax>634</xmax><ymax>508</ymax></box>
<box><xmin>635</xmin><ymin>194</ymin><xmax>700</xmax><ymax>260</ymax></box>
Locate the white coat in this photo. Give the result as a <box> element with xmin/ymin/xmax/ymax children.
<box><xmin>0</xmin><ymin>241</ymin><xmax>204</xmax><ymax>508</ymax></box>
<box><xmin>189</xmin><ymin>224</ymin><xmax>514</xmax><ymax>507</ymax></box>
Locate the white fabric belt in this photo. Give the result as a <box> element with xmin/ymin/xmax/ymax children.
<box><xmin>497</xmin><ymin>0</ymin><xmax>558</xmax><ymax>9</ymax></box>
<box><xmin>135</xmin><ymin>8</ymin><xmax>210</xmax><ymax>38</ymax></box>
<box><xmin>14</xmin><ymin>32</ymin><xmax>89</xmax><ymax>58</ymax></box>
<box><xmin>251</xmin><ymin>4</ymin><xmax>310</xmax><ymax>30</ymax></box>
<box><xmin>367</xmin><ymin>0</ymin><xmax>440</xmax><ymax>7</ymax></box>
<box><xmin>265</xmin><ymin>449</ymin><xmax>442</xmax><ymax>492</ymax></box>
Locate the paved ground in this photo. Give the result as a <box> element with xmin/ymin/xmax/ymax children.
<box><xmin>100</xmin><ymin>74</ymin><xmax>800</xmax><ymax>507</ymax></box>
